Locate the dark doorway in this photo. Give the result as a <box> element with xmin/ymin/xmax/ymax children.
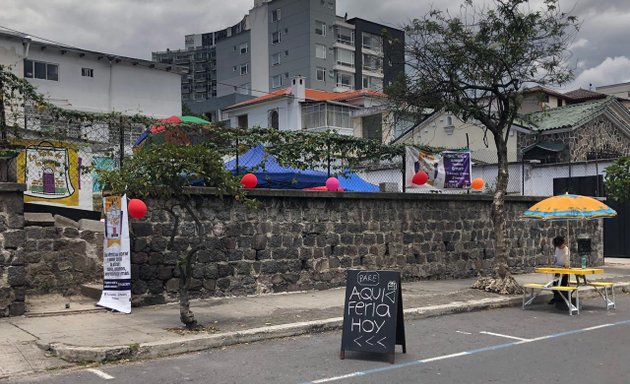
<box><xmin>553</xmin><ymin>175</ymin><xmax>628</xmax><ymax>258</ymax></box>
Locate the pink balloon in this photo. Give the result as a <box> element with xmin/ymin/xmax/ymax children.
<box><xmin>326</xmin><ymin>177</ymin><xmax>340</xmax><ymax>191</ymax></box>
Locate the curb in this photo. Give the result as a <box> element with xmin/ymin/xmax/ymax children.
<box><xmin>44</xmin><ymin>283</ymin><xmax>630</xmax><ymax>364</ymax></box>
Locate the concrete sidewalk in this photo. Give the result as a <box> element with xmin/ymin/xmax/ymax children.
<box><xmin>2</xmin><ymin>259</ymin><xmax>630</xmax><ymax>379</ymax></box>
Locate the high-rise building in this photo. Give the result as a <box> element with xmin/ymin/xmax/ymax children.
<box><xmin>152</xmin><ymin>0</ymin><xmax>404</xmax><ymax>121</ymax></box>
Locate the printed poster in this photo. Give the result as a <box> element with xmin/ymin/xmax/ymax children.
<box><xmin>97</xmin><ymin>194</ymin><xmax>132</xmax><ymax>313</ymax></box>
<box><xmin>405</xmin><ymin>147</ymin><xmax>471</xmax><ymax>189</ymax></box>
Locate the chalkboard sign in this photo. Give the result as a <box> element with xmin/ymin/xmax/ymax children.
<box><xmin>340</xmin><ymin>270</ymin><xmax>406</xmax><ymax>363</ymax></box>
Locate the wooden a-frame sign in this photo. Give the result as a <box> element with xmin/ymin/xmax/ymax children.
<box><xmin>340</xmin><ymin>270</ymin><xmax>406</xmax><ymax>364</ymax></box>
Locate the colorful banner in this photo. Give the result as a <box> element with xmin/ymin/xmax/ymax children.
<box><xmin>15</xmin><ymin>140</ymin><xmax>79</xmax><ymax>207</ymax></box>
<box><xmin>405</xmin><ymin>147</ymin><xmax>472</xmax><ymax>189</ymax></box>
<box><xmin>97</xmin><ymin>195</ymin><xmax>132</xmax><ymax>313</ymax></box>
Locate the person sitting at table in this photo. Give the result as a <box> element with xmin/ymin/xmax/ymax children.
<box><xmin>549</xmin><ymin>235</ymin><xmax>570</xmax><ymax>306</ymax></box>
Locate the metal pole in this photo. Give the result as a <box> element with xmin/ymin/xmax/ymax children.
<box><xmin>235</xmin><ymin>136</ymin><xmax>240</xmax><ymax>176</ymax></box>
<box><xmin>118</xmin><ymin>117</ymin><xmax>124</xmax><ymax>168</ymax></box>
<box><xmin>402</xmin><ymin>146</ymin><xmax>406</xmax><ymax>193</ymax></box>
<box><xmin>522</xmin><ymin>153</ymin><xmax>525</xmax><ymax>196</ymax></box>
<box><xmin>567</xmin><ymin>139</ymin><xmax>573</xmax><ymax>193</ymax></box>
<box><xmin>594</xmin><ymin>134</ymin><xmax>600</xmax><ymax>196</ymax></box>
<box><xmin>327</xmin><ymin>140</ymin><xmax>331</xmax><ymax>178</ymax></box>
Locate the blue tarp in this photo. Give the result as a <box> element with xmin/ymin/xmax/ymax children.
<box><xmin>224</xmin><ymin>145</ymin><xmax>379</xmax><ymax>192</ymax></box>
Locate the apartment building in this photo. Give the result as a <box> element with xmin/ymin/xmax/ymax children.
<box><xmin>152</xmin><ymin>0</ymin><xmax>404</xmax><ymax>122</ymax></box>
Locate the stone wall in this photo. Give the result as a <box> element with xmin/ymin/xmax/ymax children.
<box><xmin>22</xmin><ymin>214</ymin><xmax>103</xmax><ymax>295</ymax></box>
<box><xmin>0</xmin><ymin>183</ymin><xmax>26</xmax><ymax>317</ymax></box>
<box><xmin>130</xmin><ymin>188</ymin><xmax>603</xmax><ymax>306</ymax></box>
<box><xmin>1</xmin><ymin>182</ymin><xmax>104</xmax><ymax>317</ymax></box>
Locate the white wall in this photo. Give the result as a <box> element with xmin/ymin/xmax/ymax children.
<box><xmin>249</xmin><ymin>3</ymin><xmax>270</xmax><ymax>96</ymax></box>
<box><xmin>225</xmin><ymin>98</ymin><xmax>292</xmax><ymax>129</ymax></box>
<box><xmin>398</xmin><ymin>111</ymin><xmax>519</xmax><ymax>162</ymax></box>
<box><xmin>25</xmin><ymin>47</ymin><xmax>181</xmax><ymax>117</ymax></box>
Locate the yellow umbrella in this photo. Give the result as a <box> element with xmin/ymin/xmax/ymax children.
<box><xmin>522</xmin><ymin>194</ymin><xmax>617</xmax><ymax>221</ymax></box>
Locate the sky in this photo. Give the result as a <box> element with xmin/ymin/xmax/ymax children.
<box><xmin>1</xmin><ymin>0</ymin><xmax>629</xmax><ymax>91</ymax></box>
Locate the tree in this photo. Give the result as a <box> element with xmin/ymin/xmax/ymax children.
<box><xmin>0</xmin><ymin>64</ymin><xmax>47</xmax><ymax>180</ymax></box>
<box><xmin>604</xmin><ymin>156</ymin><xmax>630</xmax><ymax>202</ymax></box>
<box><xmin>99</xmin><ymin>142</ymin><xmax>252</xmax><ymax>329</ymax></box>
<box><xmin>388</xmin><ymin>0</ymin><xmax>578</xmax><ymax>293</ymax></box>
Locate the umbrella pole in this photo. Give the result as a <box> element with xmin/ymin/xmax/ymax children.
<box><xmin>567</xmin><ymin>220</ymin><xmax>570</xmax><ymax>265</ymax></box>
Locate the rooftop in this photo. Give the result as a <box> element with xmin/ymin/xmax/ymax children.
<box><xmin>0</xmin><ymin>29</ymin><xmax>186</xmax><ymax>75</ymax></box>
<box><xmin>225</xmin><ymin>87</ymin><xmax>385</xmax><ymax>110</ymax></box>
<box><xmin>520</xmin><ymin>97</ymin><xmax>617</xmax><ymax>131</ymax></box>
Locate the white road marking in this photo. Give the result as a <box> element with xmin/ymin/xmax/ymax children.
<box><xmin>421</xmin><ymin>352</ymin><xmax>469</xmax><ymax>363</ymax></box>
<box><xmin>479</xmin><ymin>331</ymin><xmax>530</xmax><ymax>341</ymax></box>
<box><xmin>86</xmin><ymin>368</ymin><xmax>114</xmax><ymax>380</ymax></box>
<box><xmin>312</xmin><ymin>372</ymin><xmax>362</xmax><ymax>383</ymax></box>
<box><xmin>456</xmin><ymin>330</ymin><xmax>472</xmax><ymax>335</ymax></box>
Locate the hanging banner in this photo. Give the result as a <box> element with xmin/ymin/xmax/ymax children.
<box><xmin>405</xmin><ymin>147</ymin><xmax>471</xmax><ymax>189</ymax></box>
<box><xmin>97</xmin><ymin>194</ymin><xmax>132</xmax><ymax>313</ymax></box>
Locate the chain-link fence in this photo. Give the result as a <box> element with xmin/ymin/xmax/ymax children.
<box><xmin>13</xmin><ymin>106</ymin><xmax>618</xmax><ymax>213</ymax></box>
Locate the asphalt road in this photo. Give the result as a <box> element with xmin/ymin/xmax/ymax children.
<box><xmin>7</xmin><ymin>294</ymin><xmax>630</xmax><ymax>384</ymax></box>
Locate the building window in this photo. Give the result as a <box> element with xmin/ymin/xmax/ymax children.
<box><xmin>362</xmin><ymin>32</ymin><xmax>383</xmax><ymax>53</ymax></box>
<box><xmin>238</xmin><ymin>83</ymin><xmax>250</xmax><ymax>95</ymax></box>
<box><xmin>362</xmin><ymin>54</ymin><xmax>383</xmax><ymax>72</ymax></box>
<box><xmin>335</xmin><ymin>26</ymin><xmax>354</xmax><ymax>46</ymax></box>
<box><xmin>239</xmin><ymin>43</ymin><xmax>248</xmax><ymax>55</ymax></box>
<box><xmin>336</xmin><ymin>72</ymin><xmax>353</xmax><ymax>88</ymax></box>
<box><xmin>285</xmin><ymin>50</ymin><xmax>289</xmax><ymax>56</ymax></box>
<box><xmin>316</xmin><ymin>67</ymin><xmax>326</xmax><ymax>82</ymax></box>
<box><xmin>315</xmin><ymin>44</ymin><xmax>327</xmax><ymax>59</ymax></box>
<box><xmin>272</xmin><ymin>75</ymin><xmax>283</xmax><ymax>88</ymax></box>
<box><xmin>24</xmin><ymin>59</ymin><xmax>58</xmax><ymax>81</ymax></box>
<box><xmin>272</xmin><ymin>8</ymin><xmax>281</xmax><ymax>22</ymax></box>
<box><xmin>81</xmin><ymin>68</ymin><xmax>94</xmax><ymax>77</ymax></box>
<box><xmin>362</xmin><ymin>76</ymin><xmax>382</xmax><ymax>90</ymax></box>
<box><xmin>240</xmin><ymin>64</ymin><xmax>248</xmax><ymax>75</ymax></box>
<box><xmin>237</xmin><ymin>114</ymin><xmax>248</xmax><ymax>128</ymax></box>
<box><xmin>315</xmin><ymin>21</ymin><xmax>327</xmax><ymax>36</ymax></box>
<box><xmin>272</xmin><ymin>53</ymin><xmax>282</xmax><ymax>66</ymax></box>
<box><xmin>272</xmin><ymin>31</ymin><xmax>282</xmax><ymax>44</ymax></box>
<box><xmin>336</xmin><ymin>49</ymin><xmax>354</xmax><ymax>68</ymax></box>
<box><xmin>268</xmin><ymin>109</ymin><xmax>279</xmax><ymax>129</ymax></box>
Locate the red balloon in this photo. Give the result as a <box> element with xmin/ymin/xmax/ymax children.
<box><xmin>241</xmin><ymin>173</ymin><xmax>258</xmax><ymax>189</ymax></box>
<box><xmin>128</xmin><ymin>199</ymin><xmax>147</xmax><ymax>219</ymax></box>
<box><xmin>412</xmin><ymin>171</ymin><xmax>428</xmax><ymax>185</ymax></box>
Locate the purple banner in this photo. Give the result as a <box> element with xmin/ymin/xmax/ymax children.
<box><xmin>442</xmin><ymin>151</ymin><xmax>471</xmax><ymax>189</ymax></box>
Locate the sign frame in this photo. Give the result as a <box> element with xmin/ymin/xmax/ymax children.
<box><xmin>340</xmin><ymin>270</ymin><xmax>406</xmax><ymax>364</ymax></box>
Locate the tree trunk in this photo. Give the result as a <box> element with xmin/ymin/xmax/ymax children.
<box><xmin>178</xmin><ymin>250</ymin><xmax>199</xmax><ymax>329</ymax></box>
<box><xmin>472</xmin><ymin>133</ymin><xmax>523</xmax><ymax>294</ymax></box>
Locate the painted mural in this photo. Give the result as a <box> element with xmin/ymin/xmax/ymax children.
<box><xmin>16</xmin><ymin>140</ymin><xmax>80</xmax><ymax>207</ymax></box>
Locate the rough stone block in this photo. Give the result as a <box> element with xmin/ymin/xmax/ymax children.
<box><xmin>54</xmin><ymin>215</ymin><xmax>79</xmax><ymax>229</ymax></box>
<box><xmin>7</xmin><ymin>266</ymin><xmax>26</xmax><ymax>286</ymax></box>
<box><xmin>131</xmin><ymin>222</ymin><xmax>154</xmax><ymax>237</ymax></box>
<box><xmin>9</xmin><ymin>301</ymin><xmax>25</xmax><ymax>316</ymax></box>
<box><xmin>7</xmin><ymin>214</ymin><xmax>25</xmax><ymax>229</ymax></box>
<box><xmin>63</xmin><ymin>227</ymin><xmax>80</xmax><ymax>239</ymax></box>
<box><xmin>78</xmin><ymin>219</ymin><xmax>104</xmax><ymax>232</ymax></box>
<box><xmin>24</xmin><ymin>212</ymin><xmax>55</xmax><ymax>227</ymax></box>
<box><xmin>2</xmin><ymin>230</ymin><xmax>25</xmax><ymax>249</ymax></box>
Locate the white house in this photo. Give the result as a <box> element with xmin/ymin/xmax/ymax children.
<box><xmin>222</xmin><ymin>76</ymin><xmax>391</xmax><ymax>138</ymax></box>
<box><xmin>392</xmin><ymin>109</ymin><xmax>523</xmax><ymax>164</ymax></box>
<box><xmin>0</xmin><ymin>30</ymin><xmax>184</xmax><ymax>212</ymax></box>
<box><xmin>0</xmin><ymin>30</ymin><xmax>183</xmax><ymax>116</ymax></box>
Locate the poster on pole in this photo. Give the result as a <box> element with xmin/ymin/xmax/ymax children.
<box><xmin>97</xmin><ymin>194</ymin><xmax>132</xmax><ymax>313</ymax></box>
<box><xmin>405</xmin><ymin>147</ymin><xmax>472</xmax><ymax>190</ymax></box>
